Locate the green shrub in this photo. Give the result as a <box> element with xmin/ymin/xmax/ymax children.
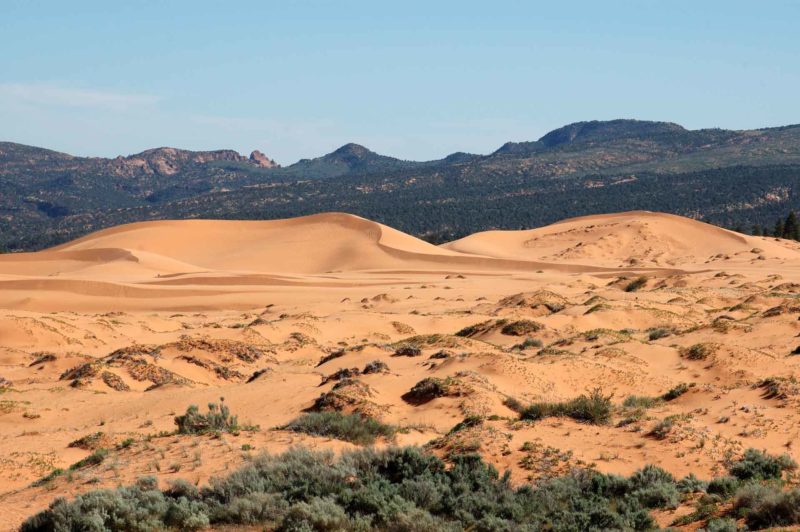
<box><xmin>647</xmin><ymin>327</ymin><xmax>673</xmax><ymax>341</ymax></box>
<box><xmin>705</xmin><ymin>517</ymin><xmax>737</xmax><ymax>532</ymax></box>
<box><xmin>283</xmin><ymin>412</ymin><xmax>396</xmax><ymax>445</ymax></box>
<box><xmin>69</xmin><ymin>448</ymin><xmax>109</xmax><ymax>470</ymax></box>
<box><xmin>628</xmin><ymin>465</ymin><xmax>679</xmax><ymax>508</ymax></box>
<box><xmin>175</xmin><ymin>398</ymin><xmax>240</xmax><ymax>435</ymax></box>
<box><xmin>402</xmin><ymin>377</ymin><xmax>451</xmax><ymax>404</ymax></box>
<box><xmin>706</xmin><ymin>476</ymin><xmax>740</xmax><ymax>498</ymax></box>
<box><xmin>662</xmin><ymin>383</ymin><xmax>692</xmax><ymax>401</ymax></box>
<box><xmin>733</xmin><ymin>483</ymin><xmax>800</xmax><ymax>529</ymax></box>
<box><xmin>647</xmin><ymin>416</ymin><xmax>676</xmax><ymax>440</ymax></box>
<box><xmin>728</xmin><ymin>448</ymin><xmax>796</xmax><ymax>481</ymax></box>
<box><xmin>623</xmin><ymin>395</ymin><xmax>661</xmax><ymax>409</ymax></box>
<box><xmin>676</xmin><ymin>473</ymin><xmax>708</xmax><ymax>494</ymax></box>
<box><xmin>681</xmin><ymin>343</ymin><xmax>717</xmax><ymax>360</ymax></box>
<box><xmin>362</xmin><ymin>360</ymin><xmax>389</xmax><ymax>374</ymax></box>
<box><xmin>514</xmin><ymin>337</ymin><xmax>543</xmax><ymax>350</ymax></box>
<box><xmin>521</xmin><ymin>388</ymin><xmax>612</xmax><ymax>425</ymax></box>
<box><xmin>394</xmin><ymin>344</ymin><xmax>422</xmax><ymax>357</ymax></box>
<box><xmin>21</xmin><ymin>446</ymin><xmax>685</xmax><ymax>531</ymax></box>
<box><xmin>500</xmin><ymin>320</ymin><xmax>544</xmax><ymax>336</ymax></box>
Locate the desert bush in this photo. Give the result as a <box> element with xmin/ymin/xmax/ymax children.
<box><xmin>624</xmin><ymin>276</ymin><xmax>648</xmax><ymax>292</ymax></box>
<box><xmin>623</xmin><ymin>395</ymin><xmax>661</xmax><ymax>409</ymax></box>
<box><xmin>175</xmin><ymin>398</ymin><xmax>241</xmax><ymax>435</ymax></box>
<box><xmin>362</xmin><ymin>360</ymin><xmax>389</xmax><ymax>374</ymax></box>
<box><xmin>283</xmin><ymin>412</ymin><xmax>396</xmax><ymax>445</ymax></box>
<box><xmin>733</xmin><ymin>483</ymin><xmax>800</xmax><ymax>528</ymax></box>
<box><xmin>647</xmin><ymin>416</ymin><xmax>676</xmax><ymax>440</ymax></box>
<box><xmin>704</xmin><ymin>517</ymin><xmax>737</xmax><ymax>532</ymax></box>
<box><xmin>321</xmin><ymin>367</ymin><xmax>360</xmax><ymax>385</ymax></box>
<box><xmin>706</xmin><ymin>476</ymin><xmax>740</xmax><ymax>498</ymax></box>
<box><xmin>681</xmin><ymin>343</ymin><xmax>718</xmax><ymax>360</ymax></box>
<box><xmin>402</xmin><ymin>377</ymin><xmax>451</xmax><ymax>404</ymax></box>
<box><xmin>316</xmin><ymin>349</ymin><xmax>345</xmax><ymax>367</ymax></box>
<box><xmin>647</xmin><ymin>327</ymin><xmax>673</xmax><ymax>341</ymax></box>
<box><xmin>393</xmin><ymin>344</ymin><xmax>422</xmax><ymax>357</ymax></box>
<box><xmin>521</xmin><ymin>388</ymin><xmax>612</xmax><ymax>425</ymax></box>
<box><xmin>662</xmin><ymin>383</ymin><xmax>692</xmax><ymax>401</ymax></box>
<box><xmin>69</xmin><ymin>448</ymin><xmax>109</xmax><ymax>470</ymax></box>
<box><xmin>513</xmin><ymin>337</ymin><xmax>543</xmax><ymax>350</ymax></box>
<box><xmin>728</xmin><ymin>448</ymin><xmax>796</xmax><ymax>481</ymax></box>
<box><xmin>676</xmin><ymin>473</ymin><xmax>708</xmax><ymax>494</ymax></box>
<box><xmin>21</xmin><ymin>446</ymin><xmax>687</xmax><ymax>531</ymax></box>
<box><xmin>500</xmin><ymin>320</ymin><xmax>544</xmax><ymax>336</ymax></box>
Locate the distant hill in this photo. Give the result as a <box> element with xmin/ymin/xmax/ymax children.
<box><xmin>2</xmin><ymin>119</ymin><xmax>800</xmax><ymax>250</ymax></box>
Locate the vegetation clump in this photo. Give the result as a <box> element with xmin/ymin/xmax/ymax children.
<box><xmin>362</xmin><ymin>360</ymin><xmax>389</xmax><ymax>374</ymax></box>
<box><xmin>520</xmin><ymin>388</ymin><xmax>612</xmax><ymax>425</ymax></box>
<box><xmin>175</xmin><ymin>398</ymin><xmax>243</xmax><ymax>435</ymax></box>
<box><xmin>25</xmin><ymin>438</ymin><xmax>800</xmax><ymax>532</ymax></box>
<box><xmin>647</xmin><ymin>327</ymin><xmax>674</xmax><ymax>341</ymax></box>
<box><xmin>283</xmin><ymin>412</ymin><xmax>396</xmax><ymax>445</ymax></box>
<box><xmin>500</xmin><ymin>319</ymin><xmax>545</xmax><ymax>336</ymax></box>
<box><xmin>662</xmin><ymin>382</ymin><xmax>692</xmax><ymax>401</ymax></box>
<box><xmin>728</xmin><ymin>448</ymin><xmax>796</xmax><ymax>481</ymax></box>
<box><xmin>20</xmin><ymin>446</ymin><xmax>696</xmax><ymax>532</ymax></box>
<box><xmin>393</xmin><ymin>344</ymin><xmax>422</xmax><ymax>357</ymax></box>
<box><xmin>403</xmin><ymin>377</ymin><xmax>451</xmax><ymax>404</ymax></box>
<box><xmin>681</xmin><ymin>342</ymin><xmax>718</xmax><ymax>360</ymax></box>
<box><xmin>624</xmin><ymin>276</ymin><xmax>648</xmax><ymax>292</ymax></box>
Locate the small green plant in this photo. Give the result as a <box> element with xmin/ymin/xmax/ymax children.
<box><xmin>647</xmin><ymin>327</ymin><xmax>673</xmax><ymax>341</ymax></box>
<box><xmin>521</xmin><ymin>388</ymin><xmax>612</xmax><ymax>425</ymax></box>
<box><xmin>362</xmin><ymin>360</ymin><xmax>389</xmax><ymax>374</ymax></box>
<box><xmin>500</xmin><ymin>320</ymin><xmax>544</xmax><ymax>336</ymax></box>
<box><xmin>283</xmin><ymin>412</ymin><xmax>396</xmax><ymax>445</ymax></box>
<box><xmin>175</xmin><ymin>398</ymin><xmax>243</xmax><ymax>435</ymax></box>
<box><xmin>402</xmin><ymin>377</ymin><xmax>452</xmax><ymax>404</ymax></box>
<box><xmin>648</xmin><ymin>416</ymin><xmax>676</xmax><ymax>440</ymax></box>
<box><xmin>728</xmin><ymin>448</ymin><xmax>796</xmax><ymax>480</ymax></box>
<box><xmin>681</xmin><ymin>343</ymin><xmax>717</xmax><ymax>360</ymax></box>
<box><xmin>69</xmin><ymin>448</ymin><xmax>109</xmax><ymax>470</ymax></box>
<box><xmin>623</xmin><ymin>395</ymin><xmax>661</xmax><ymax>409</ymax></box>
<box><xmin>514</xmin><ymin>337</ymin><xmax>543</xmax><ymax>350</ymax></box>
<box><xmin>662</xmin><ymin>383</ymin><xmax>692</xmax><ymax>401</ymax></box>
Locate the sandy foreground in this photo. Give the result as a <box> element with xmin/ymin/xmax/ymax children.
<box><xmin>2</xmin><ymin>211</ymin><xmax>800</xmax><ymax>529</ymax></box>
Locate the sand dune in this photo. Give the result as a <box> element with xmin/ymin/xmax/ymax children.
<box><xmin>443</xmin><ymin>210</ymin><xmax>800</xmax><ymax>266</ymax></box>
<box><xmin>0</xmin><ymin>212</ymin><xmax>702</xmax><ymax>312</ymax></box>
<box><xmin>48</xmin><ymin>212</ymin><xmax>467</xmax><ymax>274</ymax></box>
<box><xmin>4</xmin><ymin>210</ymin><xmax>800</xmax><ymax>529</ymax></box>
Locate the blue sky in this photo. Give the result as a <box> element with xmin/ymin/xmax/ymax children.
<box><xmin>2</xmin><ymin>0</ymin><xmax>798</xmax><ymax>164</ymax></box>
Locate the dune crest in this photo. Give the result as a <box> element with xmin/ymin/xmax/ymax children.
<box><xmin>0</xmin><ymin>210</ymin><xmax>796</xmax><ymax>312</ymax></box>
<box><xmin>443</xmin><ymin>210</ymin><xmax>800</xmax><ymax>266</ymax></box>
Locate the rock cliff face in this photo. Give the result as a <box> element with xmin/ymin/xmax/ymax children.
<box><xmin>110</xmin><ymin>148</ymin><xmax>260</xmax><ymax>176</ymax></box>
<box><xmin>249</xmin><ymin>150</ymin><xmax>279</xmax><ymax>168</ymax></box>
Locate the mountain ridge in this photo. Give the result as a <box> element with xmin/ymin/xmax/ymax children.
<box><xmin>3</xmin><ymin>119</ymin><xmax>800</xmax><ymax>251</ymax></box>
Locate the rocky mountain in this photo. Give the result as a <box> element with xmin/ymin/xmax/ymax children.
<box><xmin>2</xmin><ymin>119</ymin><xmax>800</xmax><ymax>250</ymax></box>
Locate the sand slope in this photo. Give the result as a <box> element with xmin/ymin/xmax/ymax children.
<box><xmin>0</xmin><ymin>212</ymin><xmax>702</xmax><ymax>312</ymax></box>
<box><xmin>443</xmin><ymin>210</ymin><xmax>800</xmax><ymax>266</ymax></box>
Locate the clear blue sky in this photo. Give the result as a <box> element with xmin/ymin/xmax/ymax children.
<box><xmin>2</xmin><ymin>0</ymin><xmax>798</xmax><ymax>164</ymax></box>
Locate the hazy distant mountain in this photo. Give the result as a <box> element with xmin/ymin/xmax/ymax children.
<box><xmin>2</xmin><ymin>119</ymin><xmax>800</xmax><ymax>250</ymax></box>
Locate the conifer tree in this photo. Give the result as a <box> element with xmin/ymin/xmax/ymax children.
<box><xmin>774</xmin><ymin>218</ymin><xmax>785</xmax><ymax>238</ymax></box>
<box><xmin>783</xmin><ymin>212</ymin><xmax>800</xmax><ymax>241</ymax></box>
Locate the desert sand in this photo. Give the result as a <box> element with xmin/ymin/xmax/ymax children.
<box><xmin>2</xmin><ymin>210</ymin><xmax>800</xmax><ymax>529</ymax></box>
